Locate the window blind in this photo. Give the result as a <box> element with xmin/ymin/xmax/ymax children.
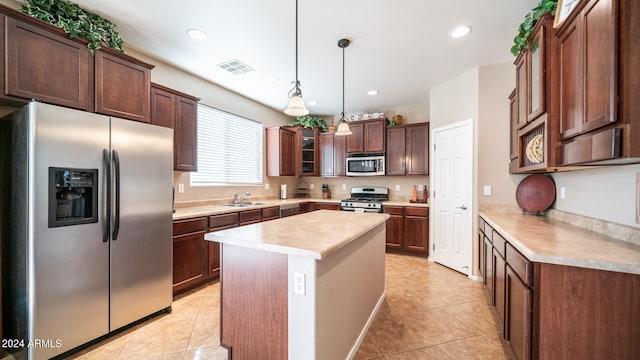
<box><xmin>191</xmin><ymin>104</ymin><xmax>263</xmax><ymax>186</ymax></box>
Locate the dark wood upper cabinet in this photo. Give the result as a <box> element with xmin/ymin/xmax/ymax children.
<box><xmin>347</xmin><ymin>122</ymin><xmax>364</xmax><ymax>153</ymax></box>
<box><xmin>386</xmin><ymin>122</ymin><xmax>429</xmax><ymax>176</ymax></box>
<box><xmin>386</xmin><ymin>127</ymin><xmax>406</xmax><ymax>176</ymax></box>
<box><xmin>320</xmin><ymin>132</ymin><xmax>347</xmax><ymax>177</ymax></box>
<box><xmin>527</xmin><ymin>24</ymin><xmax>546</xmax><ymax>122</ymax></box>
<box><xmin>95</xmin><ymin>50</ymin><xmax>153</xmax><ymax>123</ymax></box>
<box><xmin>151</xmin><ymin>83</ymin><xmax>200</xmax><ymax>172</ymax></box>
<box><xmin>150</xmin><ymin>85</ymin><xmax>175</xmax><ymax>128</ymax></box>
<box><xmin>347</xmin><ymin>119</ymin><xmax>385</xmax><ymax>153</ymax></box>
<box><xmin>266</xmin><ymin>126</ymin><xmax>296</xmax><ymax>177</ymax></box>
<box><xmin>509</xmin><ymin>90</ymin><xmax>519</xmax><ymax>172</ymax></box>
<box><xmin>406</xmin><ymin>124</ymin><xmax>429</xmax><ymax>175</ymax></box>
<box><xmin>514</xmin><ymin>54</ymin><xmax>528</xmax><ymax>130</ymax></box>
<box><xmin>334</xmin><ymin>134</ymin><xmax>347</xmax><ymax>176</ymax></box>
<box><xmin>3</xmin><ymin>14</ymin><xmax>91</xmax><ymax>111</ymax></box>
<box><xmin>320</xmin><ymin>132</ymin><xmax>335</xmax><ymax>177</ymax></box>
<box><xmin>555</xmin><ymin>0</ymin><xmax>639</xmax><ymax>165</ymax></box>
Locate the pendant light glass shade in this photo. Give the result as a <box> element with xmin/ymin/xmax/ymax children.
<box><xmin>335</xmin><ymin>119</ymin><xmax>352</xmax><ymax>136</ymax></box>
<box><xmin>335</xmin><ymin>38</ymin><xmax>351</xmax><ymax>136</ymax></box>
<box><xmin>284</xmin><ymin>94</ymin><xmax>309</xmax><ymax>116</ymax></box>
<box><xmin>284</xmin><ymin>0</ymin><xmax>309</xmax><ymax>116</ymax></box>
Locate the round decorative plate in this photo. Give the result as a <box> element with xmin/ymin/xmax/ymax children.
<box><xmin>525</xmin><ymin>134</ymin><xmax>544</xmax><ymax>164</ymax></box>
<box><xmin>515</xmin><ymin>174</ymin><xmax>556</xmax><ymax>213</ymax></box>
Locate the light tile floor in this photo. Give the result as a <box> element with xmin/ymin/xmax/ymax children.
<box><xmin>56</xmin><ymin>253</ymin><xmax>513</xmax><ymax>359</ymax></box>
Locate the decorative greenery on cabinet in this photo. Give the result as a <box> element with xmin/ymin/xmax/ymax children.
<box><xmin>288</xmin><ymin>115</ymin><xmax>328</xmax><ymax>132</ymax></box>
<box><xmin>21</xmin><ymin>0</ymin><xmax>124</xmax><ymax>54</ymax></box>
<box><xmin>511</xmin><ymin>0</ymin><xmax>557</xmax><ymax>56</ymax></box>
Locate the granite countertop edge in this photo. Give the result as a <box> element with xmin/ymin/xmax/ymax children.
<box><xmin>479</xmin><ymin>210</ymin><xmax>640</xmax><ymax>276</ymax></box>
<box><xmin>204</xmin><ymin>211</ymin><xmax>390</xmax><ymax>260</ymax></box>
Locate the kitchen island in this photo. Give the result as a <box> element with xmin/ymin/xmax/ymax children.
<box><xmin>205</xmin><ymin>210</ymin><xmax>389</xmax><ymax>359</ymax></box>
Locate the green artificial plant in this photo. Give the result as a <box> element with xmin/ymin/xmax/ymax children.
<box><xmin>21</xmin><ymin>0</ymin><xmax>124</xmax><ymax>54</ymax></box>
<box><xmin>288</xmin><ymin>115</ymin><xmax>328</xmax><ymax>132</ymax></box>
<box><xmin>511</xmin><ymin>0</ymin><xmax>557</xmax><ymax>56</ymax></box>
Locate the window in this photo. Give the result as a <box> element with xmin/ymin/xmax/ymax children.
<box><xmin>191</xmin><ymin>104</ymin><xmax>262</xmax><ymax>186</ymax></box>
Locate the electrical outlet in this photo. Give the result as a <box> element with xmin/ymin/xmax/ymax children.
<box><xmin>483</xmin><ymin>186</ymin><xmax>492</xmax><ymax>196</ymax></box>
<box><xmin>418</xmin><ymin>185</ymin><xmax>424</xmax><ymax>191</ymax></box>
<box><xmin>264</xmin><ymin>183</ymin><xmax>270</xmax><ymax>190</ymax></box>
<box><xmin>342</xmin><ymin>184</ymin><xmax>347</xmax><ymax>190</ymax></box>
<box><xmin>178</xmin><ymin>183</ymin><xmax>184</xmax><ymax>193</ymax></box>
<box><xmin>395</xmin><ymin>184</ymin><xmax>400</xmax><ymax>191</ymax></box>
<box><xmin>636</xmin><ymin>173</ymin><xmax>640</xmax><ymax>224</ymax></box>
<box><xmin>310</xmin><ymin>183</ymin><xmax>314</xmax><ymax>190</ymax></box>
<box><xmin>560</xmin><ymin>187</ymin><xmax>566</xmax><ymax>200</ymax></box>
<box><xmin>293</xmin><ymin>272</ymin><xmax>305</xmax><ymax>296</ymax></box>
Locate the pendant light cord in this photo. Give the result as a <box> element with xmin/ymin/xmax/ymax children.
<box><xmin>341</xmin><ymin>45</ymin><xmax>345</xmax><ymax>120</ymax></box>
<box><xmin>294</xmin><ymin>0</ymin><xmax>300</xmax><ymax>96</ymax></box>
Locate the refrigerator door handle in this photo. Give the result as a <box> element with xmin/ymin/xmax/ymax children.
<box><xmin>103</xmin><ymin>149</ymin><xmax>111</xmax><ymax>243</ymax></box>
<box><xmin>112</xmin><ymin>149</ymin><xmax>121</xmax><ymax>241</ymax></box>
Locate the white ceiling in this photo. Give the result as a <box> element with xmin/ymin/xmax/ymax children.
<box><xmin>72</xmin><ymin>0</ymin><xmax>538</xmax><ymax>116</ymax></box>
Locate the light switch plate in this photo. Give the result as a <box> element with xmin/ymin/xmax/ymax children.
<box><xmin>395</xmin><ymin>184</ymin><xmax>400</xmax><ymax>191</ymax></box>
<box><xmin>264</xmin><ymin>183</ymin><xmax>270</xmax><ymax>190</ymax></box>
<box><xmin>483</xmin><ymin>186</ymin><xmax>492</xmax><ymax>196</ymax></box>
<box><xmin>636</xmin><ymin>173</ymin><xmax>640</xmax><ymax>224</ymax></box>
<box><xmin>310</xmin><ymin>183</ymin><xmax>314</xmax><ymax>190</ymax></box>
<box><xmin>178</xmin><ymin>183</ymin><xmax>184</xmax><ymax>193</ymax></box>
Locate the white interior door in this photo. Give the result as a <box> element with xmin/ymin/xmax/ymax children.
<box><xmin>432</xmin><ymin>120</ymin><xmax>473</xmax><ymax>275</ymax></box>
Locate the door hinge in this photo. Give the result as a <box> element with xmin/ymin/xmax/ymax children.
<box><xmin>432</xmin><ymin>243</ymin><xmax>435</xmax><ymax>251</ymax></box>
<box><xmin>433</xmin><ymin>143</ymin><xmax>436</xmax><ymax>151</ymax></box>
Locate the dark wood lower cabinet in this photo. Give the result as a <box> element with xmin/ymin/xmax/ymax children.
<box><xmin>312</xmin><ymin>202</ymin><xmax>341</xmax><ymax>211</ymax></box>
<box><xmin>481</xmin><ymin>215</ymin><xmax>640</xmax><ymax>359</ymax></box>
<box><xmin>172</xmin><ymin>230</ymin><xmax>208</xmax><ymax>295</ymax></box>
<box><xmin>383</xmin><ymin>206</ymin><xmax>428</xmax><ymax>255</ymax></box>
<box><xmin>505</xmin><ymin>265</ymin><xmax>531</xmax><ymax>360</ymax></box>
<box><xmin>384</xmin><ymin>207</ymin><xmax>404</xmax><ymax>249</ymax></box>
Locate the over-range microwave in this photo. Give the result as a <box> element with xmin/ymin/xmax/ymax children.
<box><xmin>346</xmin><ymin>153</ymin><xmax>385</xmax><ymax>176</ymax></box>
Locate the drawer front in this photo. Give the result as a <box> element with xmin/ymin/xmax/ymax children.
<box><xmin>240</xmin><ymin>209</ymin><xmax>262</xmax><ymax>224</ymax></box>
<box><xmin>405</xmin><ymin>207</ymin><xmax>427</xmax><ymax>217</ymax></box>
<box><xmin>262</xmin><ymin>206</ymin><xmax>280</xmax><ymax>220</ymax></box>
<box><xmin>173</xmin><ymin>217</ymin><xmax>208</xmax><ymax>235</ymax></box>
<box><xmin>506</xmin><ymin>243</ymin><xmax>533</xmax><ymax>287</ymax></box>
<box><xmin>492</xmin><ymin>230</ymin><xmax>506</xmax><ymax>258</ymax></box>
<box><xmin>209</xmin><ymin>213</ymin><xmax>239</xmax><ymax>229</ymax></box>
<box><xmin>383</xmin><ymin>206</ymin><xmax>404</xmax><ymax>216</ymax></box>
<box><xmin>484</xmin><ymin>221</ymin><xmax>494</xmax><ymax>242</ymax></box>
<box><xmin>479</xmin><ymin>217</ymin><xmax>486</xmax><ymax>235</ymax></box>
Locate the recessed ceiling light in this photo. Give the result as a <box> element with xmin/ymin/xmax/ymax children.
<box><xmin>367</xmin><ymin>90</ymin><xmax>379</xmax><ymax>96</ymax></box>
<box><xmin>450</xmin><ymin>26</ymin><xmax>472</xmax><ymax>39</ymax></box>
<box><xmin>308</xmin><ymin>100</ymin><xmax>318</xmax><ymax>106</ymax></box>
<box><xmin>186</xmin><ymin>28</ymin><xmax>207</xmax><ymax>40</ymax></box>
<box><xmin>266</xmin><ymin>75</ymin><xmax>279</xmax><ymax>82</ymax></box>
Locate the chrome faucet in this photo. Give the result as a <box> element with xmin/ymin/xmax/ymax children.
<box><xmin>242</xmin><ymin>191</ymin><xmax>251</xmax><ymax>204</ymax></box>
<box><xmin>232</xmin><ymin>192</ymin><xmax>241</xmax><ymax>204</ymax></box>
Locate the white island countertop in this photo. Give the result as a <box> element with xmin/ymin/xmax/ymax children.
<box><xmin>204</xmin><ymin>210</ymin><xmax>389</xmax><ymax>260</ymax></box>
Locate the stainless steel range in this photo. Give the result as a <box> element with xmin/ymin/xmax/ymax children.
<box><xmin>340</xmin><ymin>186</ymin><xmax>389</xmax><ymax>213</ymax></box>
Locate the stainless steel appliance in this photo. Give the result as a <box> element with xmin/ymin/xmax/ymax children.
<box><xmin>340</xmin><ymin>186</ymin><xmax>389</xmax><ymax>213</ymax></box>
<box><xmin>0</xmin><ymin>102</ymin><xmax>173</xmax><ymax>359</ymax></box>
<box><xmin>345</xmin><ymin>153</ymin><xmax>385</xmax><ymax>176</ymax></box>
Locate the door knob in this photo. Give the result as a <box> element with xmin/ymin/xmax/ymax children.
<box><xmin>457</xmin><ymin>205</ymin><xmax>467</xmax><ymax>210</ymax></box>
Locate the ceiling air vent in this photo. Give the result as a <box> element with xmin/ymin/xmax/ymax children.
<box><xmin>217</xmin><ymin>59</ymin><xmax>255</xmax><ymax>75</ymax></box>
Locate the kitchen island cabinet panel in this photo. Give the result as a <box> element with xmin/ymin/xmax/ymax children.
<box><xmin>95</xmin><ymin>50</ymin><xmax>153</xmax><ymax>123</ymax></box>
<box><xmin>4</xmin><ymin>16</ymin><xmax>90</xmax><ymax>111</ymax></box>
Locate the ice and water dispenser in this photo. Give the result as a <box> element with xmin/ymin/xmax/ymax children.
<box><xmin>48</xmin><ymin>167</ymin><xmax>98</xmax><ymax>227</ymax></box>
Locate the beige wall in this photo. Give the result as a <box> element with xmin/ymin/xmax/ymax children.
<box><xmin>478</xmin><ymin>63</ymin><xmax>526</xmax><ymax>207</ymax></box>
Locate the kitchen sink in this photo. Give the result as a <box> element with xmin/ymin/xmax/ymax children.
<box><xmin>222</xmin><ymin>202</ymin><xmax>272</xmax><ymax>207</ymax></box>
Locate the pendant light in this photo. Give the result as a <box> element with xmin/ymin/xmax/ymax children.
<box><xmin>335</xmin><ymin>38</ymin><xmax>352</xmax><ymax>136</ymax></box>
<box><xmin>284</xmin><ymin>0</ymin><xmax>309</xmax><ymax>116</ymax></box>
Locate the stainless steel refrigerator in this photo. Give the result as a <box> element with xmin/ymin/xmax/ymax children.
<box><xmin>0</xmin><ymin>102</ymin><xmax>173</xmax><ymax>359</ymax></box>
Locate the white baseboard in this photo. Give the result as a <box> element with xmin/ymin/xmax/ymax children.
<box><xmin>468</xmin><ymin>274</ymin><xmax>482</xmax><ymax>281</ymax></box>
<box><xmin>346</xmin><ymin>290</ymin><xmax>386</xmax><ymax>360</ymax></box>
